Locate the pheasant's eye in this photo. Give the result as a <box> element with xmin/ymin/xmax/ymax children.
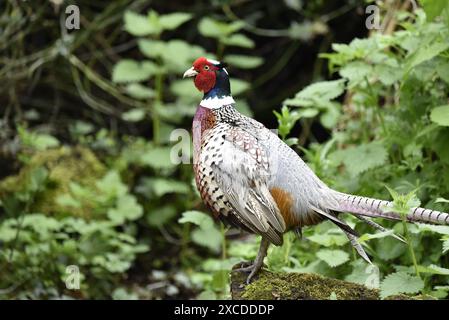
<box><xmin>204</xmin><ymin>65</ymin><xmax>210</xmax><ymax>71</ymax></box>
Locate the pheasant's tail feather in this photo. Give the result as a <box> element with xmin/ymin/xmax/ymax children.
<box><xmin>332</xmin><ymin>192</ymin><xmax>449</xmax><ymax>225</ymax></box>
<box><xmin>353</xmin><ymin>214</ymin><xmax>406</xmax><ymax>243</ymax></box>
<box><xmin>343</xmin><ymin>230</ymin><xmax>372</xmax><ymax>264</ymax></box>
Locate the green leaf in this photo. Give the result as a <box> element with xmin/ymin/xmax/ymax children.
<box><xmin>18</xmin><ymin>127</ymin><xmax>60</xmax><ymax>150</ymax></box>
<box><xmin>148</xmin><ymin>178</ymin><xmax>190</xmax><ymax>197</ymax></box>
<box><xmin>122</xmin><ymin>109</ymin><xmax>146</xmax><ymax>122</ymax></box>
<box><xmin>436</xmin><ymin>197</ymin><xmax>449</xmax><ymax>203</ymax></box>
<box><xmin>146</xmin><ymin>206</ymin><xmax>177</xmax><ymax>227</ymax></box>
<box><xmin>108</xmin><ymin>194</ymin><xmax>143</xmax><ymax>223</ymax></box>
<box><xmin>230</xmin><ymin>79</ymin><xmax>250</xmax><ymax>95</ymax></box>
<box><xmin>415</xmin><ymin>223</ymin><xmax>449</xmax><ymax>235</ymax></box>
<box><xmin>159</xmin><ymin>12</ymin><xmax>192</xmax><ymax>30</ymax></box>
<box><xmin>283</xmin><ymin>79</ymin><xmax>346</xmax><ymax>108</ymax></box>
<box><xmin>112</xmin><ymin>60</ymin><xmax>156</xmax><ymax>83</ymax></box>
<box><xmin>178</xmin><ymin>211</ymin><xmax>214</xmax><ymax>229</ymax></box>
<box><xmin>124</xmin><ymin>11</ymin><xmax>160</xmax><ymax>36</ymax></box>
<box><xmin>56</xmin><ymin>194</ymin><xmax>81</xmax><ymax>208</ymax></box>
<box><xmin>358</xmin><ymin>230</ymin><xmax>395</xmax><ymax>243</ymax></box>
<box><xmin>96</xmin><ymin>171</ymin><xmax>128</xmax><ymax>198</ymax></box>
<box><xmin>420</xmin><ymin>0</ymin><xmax>449</xmax><ymax>21</ymax></box>
<box><xmin>125</xmin><ymin>83</ymin><xmax>155</xmax><ymax>99</ymax></box>
<box><xmin>316</xmin><ymin>249</ymin><xmax>349</xmax><ymax>267</ymax></box>
<box><xmin>380</xmin><ymin>272</ymin><xmax>424</xmax><ymax>299</ymax></box>
<box><xmin>192</xmin><ymin>225</ymin><xmax>222</xmax><ymax>252</ymax></box>
<box><xmin>417</xmin><ymin>264</ymin><xmax>449</xmax><ymax>275</ymax></box>
<box><xmin>330</xmin><ymin>141</ymin><xmax>388</xmax><ymax>177</ymax></box>
<box><xmin>339</xmin><ymin>61</ymin><xmax>373</xmax><ymax>86</ymax></box>
<box><xmin>140</xmin><ymin>146</ymin><xmax>176</xmax><ymax>169</ymax></box>
<box><xmin>171</xmin><ymin>79</ymin><xmax>202</xmax><ymax>101</ymax></box>
<box><xmin>222</xmin><ymin>34</ymin><xmax>254</xmax><ymax>48</ymax></box>
<box><xmin>308</xmin><ymin>233</ymin><xmax>348</xmax><ymax>247</ymax></box>
<box><xmin>443</xmin><ymin>239</ymin><xmax>449</xmax><ymax>253</ymax></box>
<box><xmin>224</xmin><ymin>55</ymin><xmax>263</xmax><ymax>69</ymax></box>
<box><xmin>138</xmin><ymin>39</ymin><xmax>207</xmax><ymax>73</ymax></box>
<box><xmin>198</xmin><ymin>18</ymin><xmax>244</xmax><ymax>39</ymax></box>
<box><xmin>405</xmin><ymin>40</ymin><xmax>449</xmax><ymax>73</ymax></box>
<box><xmin>430</xmin><ymin>105</ymin><xmax>449</xmax><ymax>126</ymax></box>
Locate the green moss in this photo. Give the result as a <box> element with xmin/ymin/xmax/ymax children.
<box><xmin>0</xmin><ymin>146</ymin><xmax>106</xmax><ymax>217</ymax></box>
<box><xmin>231</xmin><ymin>266</ymin><xmax>416</xmax><ymax>300</ymax></box>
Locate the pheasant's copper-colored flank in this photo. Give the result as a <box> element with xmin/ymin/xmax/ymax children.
<box><xmin>270</xmin><ymin>187</ymin><xmax>296</xmax><ymax>229</ymax></box>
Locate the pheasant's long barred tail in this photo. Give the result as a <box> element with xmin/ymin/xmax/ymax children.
<box><xmin>334</xmin><ymin>193</ymin><xmax>449</xmax><ymax>225</ymax></box>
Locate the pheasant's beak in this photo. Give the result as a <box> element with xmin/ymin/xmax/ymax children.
<box><xmin>183</xmin><ymin>67</ymin><xmax>198</xmax><ymax>78</ymax></box>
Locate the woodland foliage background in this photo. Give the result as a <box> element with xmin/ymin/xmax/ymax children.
<box><xmin>1</xmin><ymin>0</ymin><xmax>449</xmax><ymax>299</ymax></box>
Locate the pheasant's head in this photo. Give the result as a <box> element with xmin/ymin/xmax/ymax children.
<box><xmin>183</xmin><ymin>57</ymin><xmax>229</xmax><ymax>94</ymax></box>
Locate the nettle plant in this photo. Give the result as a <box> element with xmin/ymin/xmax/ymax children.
<box><xmin>276</xmin><ymin>9</ymin><xmax>449</xmax><ymax>298</ymax></box>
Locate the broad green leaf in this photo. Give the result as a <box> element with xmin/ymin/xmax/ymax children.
<box><xmin>420</xmin><ymin>0</ymin><xmax>449</xmax><ymax>21</ymax></box>
<box><xmin>138</xmin><ymin>39</ymin><xmax>207</xmax><ymax>73</ymax></box>
<box><xmin>108</xmin><ymin>194</ymin><xmax>143</xmax><ymax>223</ymax></box>
<box><xmin>18</xmin><ymin>127</ymin><xmax>60</xmax><ymax>150</ymax></box>
<box><xmin>198</xmin><ymin>18</ymin><xmax>244</xmax><ymax>39</ymax></box>
<box><xmin>307</xmin><ymin>233</ymin><xmax>348</xmax><ymax>247</ymax></box>
<box><xmin>124</xmin><ymin>11</ymin><xmax>159</xmax><ymax>36</ymax></box>
<box><xmin>112</xmin><ymin>60</ymin><xmax>156</xmax><ymax>83</ymax></box>
<box><xmin>415</xmin><ymin>223</ymin><xmax>449</xmax><ymax>235</ymax></box>
<box><xmin>316</xmin><ymin>249</ymin><xmax>349</xmax><ymax>267</ymax></box>
<box><xmin>339</xmin><ymin>61</ymin><xmax>373</xmax><ymax>86</ymax></box>
<box><xmin>171</xmin><ymin>79</ymin><xmax>202</xmax><ymax>101</ymax></box>
<box><xmin>417</xmin><ymin>264</ymin><xmax>449</xmax><ymax>275</ymax></box>
<box><xmin>230</xmin><ymin>79</ymin><xmax>250</xmax><ymax>96</ymax></box>
<box><xmin>56</xmin><ymin>194</ymin><xmax>81</xmax><ymax>208</ymax></box>
<box><xmin>430</xmin><ymin>105</ymin><xmax>449</xmax><ymax>126</ymax></box>
<box><xmin>140</xmin><ymin>146</ymin><xmax>175</xmax><ymax>169</ymax></box>
<box><xmin>380</xmin><ymin>272</ymin><xmax>424</xmax><ymax>299</ymax></box>
<box><xmin>159</xmin><ymin>12</ymin><xmax>192</xmax><ymax>30</ymax></box>
<box><xmin>122</xmin><ymin>108</ymin><xmax>146</xmax><ymax>122</ymax></box>
<box><xmin>146</xmin><ymin>206</ymin><xmax>177</xmax><ymax>227</ymax></box>
<box><xmin>358</xmin><ymin>230</ymin><xmax>395</xmax><ymax>243</ymax></box>
<box><xmin>125</xmin><ymin>83</ymin><xmax>155</xmax><ymax>100</ymax></box>
<box><xmin>178</xmin><ymin>210</ymin><xmax>214</xmax><ymax>229</ymax></box>
<box><xmin>192</xmin><ymin>225</ymin><xmax>222</xmax><ymax>252</ymax></box>
<box><xmin>405</xmin><ymin>40</ymin><xmax>449</xmax><ymax>73</ymax></box>
<box><xmin>330</xmin><ymin>141</ymin><xmax>388</xmax><ymax>177</ymax></box>
<box><xmin>148</xmin><ymin>178</ymin><xmax>190</xmax><ymax>197</ymax></box>
<box><xmin>436</xmin><ymin>197</ymin><xmax>449</xmax><ymax>203</ymax></box>
<box><xmin>29</xmin><ymin>133</ymin><xmax>59</xmax><ymax>150</ymax></box>
<box><xmin>222</xmin><ymin>34</ymin><xmax>254</xmax><ymax>48</ymax></box>
<box><xmin>224</xmin><ymin>55</ymin><xmax>263</xmax><ymax>69</ymax></box>
<box><xmin>283</xmin><ymin>79</ymin><xmax>346</xmax><ymax>108</ymax></box>
<box><xmin>96</xmin><ymin>171</ymin><xmax>127</xmax><ymax>198</ymax></box>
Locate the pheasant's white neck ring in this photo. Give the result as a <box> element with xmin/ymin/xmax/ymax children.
<box><xmin>200</xmin><ymin>95</ymin><xmax>235</xmax><ymax>109</ymax></box>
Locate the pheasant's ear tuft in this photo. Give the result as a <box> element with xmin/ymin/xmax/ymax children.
<box><xmin>217</xmin><ymin>62</ymin><xmax>228</xmax><ymax>69</ymax></box>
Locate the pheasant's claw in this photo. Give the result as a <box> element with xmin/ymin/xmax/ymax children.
<box><xmin>246</xmin><ymin>267</ymin><xmax>259</xmax><ymax>284</ymax></box>
<box><xmin>233</xmin><ymin>261</ymin><xmax>254</xmax><ymax>273</ymax></box>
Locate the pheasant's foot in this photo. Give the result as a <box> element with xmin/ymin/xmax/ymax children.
<box><xmin>235</xmin><ymin>238</ymin><xmax>270</xmax><ymax>284</ymax></box>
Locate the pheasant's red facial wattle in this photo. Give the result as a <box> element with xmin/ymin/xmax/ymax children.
<box><xmin>192</xmin><ymin>57</ymin><xmax>218</xmax><ymax>93</ymax></box>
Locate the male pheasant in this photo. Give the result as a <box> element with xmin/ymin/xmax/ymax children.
<box><xmin>183</xmin><ymin>57</ymin><xmax>449</xmax><ymax>283</ymax></box>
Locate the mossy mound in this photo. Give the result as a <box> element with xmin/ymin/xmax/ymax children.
<box><xmin>231</xmin><ymin>266</ymin><xmax>420</xmax><ymax>300</ymax></box>
<box><xmin>0</xmin><ymin>146</ymin><xmax>106</xmax><ymax>217</ymax></box>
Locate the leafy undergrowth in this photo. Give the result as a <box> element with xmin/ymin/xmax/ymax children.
<box><xmin>1</xmin><ymin>2</ymin><xmax>449</xmax><ymax>300</ymax></box>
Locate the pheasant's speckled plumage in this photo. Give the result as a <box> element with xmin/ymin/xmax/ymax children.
<box><xmin>184</xmin><ymin>57</ymin><xmax>449</xmax><ymax>283</ymax></box>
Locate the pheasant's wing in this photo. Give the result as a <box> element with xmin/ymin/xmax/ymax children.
<box><xmin>211</xmin><ymin>125</ymin><xmax>286</xmax><ymax>245</ymax></box>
